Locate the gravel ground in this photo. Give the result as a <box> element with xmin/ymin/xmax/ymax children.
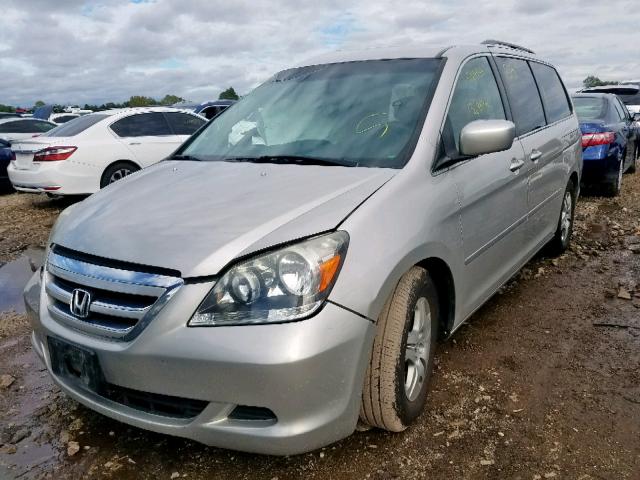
<box><xmin>0</xmin><ymin>174</ymin><xmax>639</xmax><ymax>479</ymax></box>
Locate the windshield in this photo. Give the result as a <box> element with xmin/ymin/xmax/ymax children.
<box><xmin>42</xmin><ymin>114</ymin><xmax>108</xmax><ymax>137</ymax></box>
<box><xmin>179</xmin><ymin>59</ymin><xmax>442</xmax><ymax>168</ymax></box>
<box><xmin>573</xmin><ymin>97</ymin><xmax>607</xmax><ymax>120</ymax></box>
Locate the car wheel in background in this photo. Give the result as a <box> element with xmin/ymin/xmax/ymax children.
<box><xmin>628</xmin><ymin>146</ymin><xmax>638</xmax><ymax>174</ymax></box>
<box><xmin>546</xmin><ymin>179</ymin><xmax>576</xmax><ymax>256</ymax></box>
<box><xmin>360</xmin><ymin>266</ymin><xmax>439</xmax><ymax>432</ymax></box>
<box><xmin>100</xmin><ymin>161</ymin><xmax>140</xmax><ymax>188</ymax></box>
<box><xmin>607</xmin><ymin>157</ymin><xmax>623</xmax><ymax>197</ymax></box>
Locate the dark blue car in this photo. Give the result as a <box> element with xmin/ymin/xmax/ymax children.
<box><xmin>0</xmin><ymin>138</ymin><xmax>15</xmax><ymax>190</ymax></box>
<box><xmin>572</xmin><ymin>93</ymin><xmax>638</xmax><ymax>196</ymax></box>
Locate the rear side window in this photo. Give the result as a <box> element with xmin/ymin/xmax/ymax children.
<box><xmin>54</xmin><ymin>115</ymin><xmax>78</xmax><ymax>124</ymax></box>
<box><xmin>530</xmin><ymin>62</ymin><xmax>571</xmax><ymax>123</ymax></box>
<box><xmin>445</xmin><ymin>57</ymin><xmax>506</xmax><ymax>153</ymax></box>
<box><xmin>111</xmin><ymin>112</ymin><xmax>172</xmax><ymax>137</ymax></box>
<box><xmin>495</xmin><ymin>57</ymin><xmax>546</xmax><ymax>136</ymax></box>
<box><xmin>164</xmin><ymin>112</ymin><xmax>205</xmax><ymax>135</ymax></box>
<box><xmin>43</xmin><ymin>114</ymin><xmax>108</xmax><ymax>137</ymax></box>
<box><xmin>613</xmin><ymin>98</ymin><xmax>629</xmax><ymax>120</ymax></box>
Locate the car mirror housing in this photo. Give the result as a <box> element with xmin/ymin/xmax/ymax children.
<box><xmin>632</xmin><ymin>113</ymin><xmax>640</xmax><ymax>122</ymax></box>
<box><xmin>459</xmin><ymin>119</ymin><xmax>516</xmax><ymax>157</ymax></box>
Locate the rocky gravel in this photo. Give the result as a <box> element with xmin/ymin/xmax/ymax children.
<box><xmin>1</xmin><ymin>174</ymin><xmax>640</xmax><ymax>479</ymax></box>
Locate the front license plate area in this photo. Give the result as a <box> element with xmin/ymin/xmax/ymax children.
<box><xmin>48</xmin><ymin>336</ymin><xmax>105</xmax><ymax>393</ymax></box>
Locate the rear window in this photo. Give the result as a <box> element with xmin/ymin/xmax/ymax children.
<box><xmin>111</xmin><ymin>112</ymin><xmax>172</xmax><ymax>137</ymax></box>
<box><xmin>495</xmin><ymin>57</ymin><xmax>546</xmax><ymax>136</ymax></box>
<box><xmin>164</xmin><ymin>112</ymin><xmax>205</xmax><ymax>135</ymax></box>
<box><xmin>530</xmin><ymin>62</ymin><xmax>571</xmax><ymax>123</ymax></box>
<box><xmin>573</xmin><ymin>97</ymin><xmax>607</xmax><ymax>121</ymax></box>
<box><xmin>618</xmin><ymin>93</ymin><xmax>640</xmax><ymax>106</ymax></box>
<box><xmin>43</xmin><ymin>114</ymin><xmax>108</xmax><ymax>137</ymax></box>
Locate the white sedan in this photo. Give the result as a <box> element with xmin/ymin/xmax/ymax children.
<box><xmin>0</xmin><ymin>117</ymin><xmax>57</xmax><ymax>142</ymax></box>
<box><xmin>8</xmin><ymin>107</ymin><xmax>206</xmax><ymax>195</ymax></box>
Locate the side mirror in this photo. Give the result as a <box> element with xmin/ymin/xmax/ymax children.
<box><xmin>632</xmin><ymin>113</ymin><xmax>640</xmax><ymax>122</ymax></box>
<box><xmin>460</xmin><ymin>120</ymin><xmax>516</xmax><ymax>157</ymax></box>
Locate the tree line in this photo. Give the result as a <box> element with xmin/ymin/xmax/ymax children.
<box><xmin>0</xmin><ymin>87</ymin><xmax>240</xmax><ymax>113</ymax></box>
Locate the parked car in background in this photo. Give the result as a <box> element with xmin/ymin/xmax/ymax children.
<box><xmin>0</xmin><ymin>117</ymin><xmax>57</xmax><ymax>142</ymax></box>
<box><xmin>581</xmin><ymin>84</ymin><xmax>640</xmax><ymax>115</ymax></box>
<box><xmin>572</xmin><ymin>93</ymin><xmax>638</xmax><ymax>195</ymax></box>
<box><xmin>173</xmin><ymin>100</ymin><xmax>236</xmax><ymax>120</ymax></box>
<box><xmin>0</xmin><ymin>138</ymin><xmax>15</xmax><ymax>190</ymax></box>
<box><xmin>8</xmin><ymin>107</ymin><xmax>206</xmax><ymax>195</ymax></box>
<box><xmin>50</xmin><ymin>113</ymin><xmax>81</xmax><ymax>124</ymax></box>
<box><xmin>24</xmin><ymin>41</ymin><xmax>581</xmax><ymax>455</ymax></box>
<box><xmin>0</xmin><ymin>112</ymin><xmax>22</xmax><ymax>119</ymax></box>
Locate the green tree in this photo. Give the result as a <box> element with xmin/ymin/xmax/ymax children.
<box><xmin>583</xmin><ymin>76</ymin><xmax>618</xmax><ymax>88</ymax></box>
<box><xmin>127</xmin><ymin>95</ymin><xmax>157</xmax><ymax>107</ymax></box>
<box><xmin>0</xmin><ymin>104</ymin><xmax>15</xmax><ymax>113</ymax></box>
<box><xmin>159</xmin><ymin>94</ymin><xmax>185</xmax><ymax>105</ymax></box>
<box><xmin>34</xmin><ymin>100</ymin><xmax>46</xmax><ymax>108</ymax></box>
<box><xmin>219</xmin><ymin>87</ymin><xmax>239</xmax><ymax>100</ymax></box>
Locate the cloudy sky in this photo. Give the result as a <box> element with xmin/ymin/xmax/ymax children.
<box><xmin>1</xmin><ymin>0</ymin><xmax>638</xmax><ymax>107</ymax></box>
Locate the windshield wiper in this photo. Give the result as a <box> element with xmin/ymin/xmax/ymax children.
<box><xmin>168</xmin><ymin>154</ymin><xmax>203</xmax><ymax>161</ymax></box>
<box><xmin>223</xmin><ymin>155</ymin><xmax>358</xmax><ymax>167</ymax></box>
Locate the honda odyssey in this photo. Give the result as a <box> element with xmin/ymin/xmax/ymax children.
<box><xmin>24</xmin><ymin>41</ymin><xmax>582</xmax><ymax>455</ymax></box>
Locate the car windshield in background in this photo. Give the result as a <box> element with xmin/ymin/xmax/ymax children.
<box><xmin>179</xmin><ymin>59</ymin><xmax>442</xmax><ymax>168</ymax></box>
<box><xmin>573</xmin><ymin>96</ymin><xmax>607</xmax><ymax>121</ymax></box>
<box><xmin>43</xmin><ymin>114</ymin><xmax>108</xmax><ymax>137</ymax></box>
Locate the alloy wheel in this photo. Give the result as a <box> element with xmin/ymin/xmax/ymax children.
<box><xmin>404</xmin><ymin>296</ymin><xmax>431</xmax><ymax>401</ymax></box>
<box><xmin>109</xmin><ymin>168</ymin><xmax>133</xmax><ymax>184</ymax></box>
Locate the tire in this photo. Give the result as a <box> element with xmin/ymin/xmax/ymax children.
<box><xmin>628</xmin><ymin>146</ymin><xmax>637</xmax><ymax>174</ymax></box>
<box><xmin>360</xmin><ymin>266</ymin><xmax>439</xmax><ymax>432</ymax></box>
<box><xmin>546</xmin><ymin>179</ymin><xmax>576</xmax><ymax>256</ymax></box>
<box><xmin>606</xmin><ymin>156</ymin><xmax>623</xmax><ymax>197</ymax></box>
<box><xmin>100</xmin><ymin>161</ymin><xmax>140</xmax><ymax>188</ymax></box>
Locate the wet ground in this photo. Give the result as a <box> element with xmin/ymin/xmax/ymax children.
<box><xmin>0</xmin><ymin>175</ymin><xmax>639</xmax><ymax>479</ymax></box>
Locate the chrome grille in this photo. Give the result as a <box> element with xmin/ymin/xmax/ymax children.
<box><xmin>45</xmin><ymin>246</ymin><xmax>183</xmax><ymax>340</ymax></box>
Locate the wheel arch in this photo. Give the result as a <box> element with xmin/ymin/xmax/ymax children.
<box><xmin>100</xmin><ymin>159</ymin><xmax>142</xmax><ymax>186</ymax></box>
<box><xmin>416</xmin><ymin>257</ymin><xmax>456</xmax><ymax>338</ymax></box>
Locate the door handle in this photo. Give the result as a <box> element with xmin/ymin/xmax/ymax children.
<box><xmin>129</xmin><ymin>142</ymin><xmax>141</xmax><ymax>145</ymax></box>
<box><xmin>509</xmin><ymin>158</ymin><xmax>525</xmax><ymax>172</ymax></box>
<box><xmin>530</xmin><ymin>150</ymin><xmax>543</xmax><ymax>162</ymax></box>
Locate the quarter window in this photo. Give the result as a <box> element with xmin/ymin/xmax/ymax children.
<box><xmin>164</xmin><ymin>112</ymin><xmax>206</xmax><ymax>135</ymax></box>
<box><xmin>445</xmin><ymin>57</ymin><xmax>506</xmax><ymax>154</ymax></box>
<box><xmin>612</xmin><ymin>98</ymin><xmax>628</xmax><ymax>121</ymax></box>
<box><xmin>529</xmin><ymin>62</ymin><xmax>571</xmax><ymax>123</ymax></box>
<box><xmin>111</xmin><ymin>112</ymin><xmax>172</xmax><ymax>137</ymax></box>
<box><xmin>496</xmin><ymin>57</ymin><xmax>546</xmax><ymax>136</ymax></box>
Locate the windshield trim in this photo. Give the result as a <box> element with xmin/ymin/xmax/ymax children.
<box><xmin>172</xmin><ymin>57</ymin><xmax>446</xmax><ymax>170</ymax></box>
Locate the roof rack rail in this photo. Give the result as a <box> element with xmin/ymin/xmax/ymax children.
<box><xmin>481</xmin><ymin>39</ymin><xmax>535</xmax><ymax>55</ymax></box>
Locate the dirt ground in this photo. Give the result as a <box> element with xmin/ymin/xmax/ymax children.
<box><xmin>0</xmin><ymin>173</ymin><xmax>639</xmax><ymax>480</ymax></box>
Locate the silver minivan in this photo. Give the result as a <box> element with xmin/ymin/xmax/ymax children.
<box><xmin>25</xmin><ymin>41</ymin><xmax>582</xmax><ymax>455</ymax></box>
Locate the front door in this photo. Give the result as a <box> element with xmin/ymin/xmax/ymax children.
<box><xmin>442</xmin><ymin>56</ymin><xmax>531</xmax><ymax>318</ymax></box>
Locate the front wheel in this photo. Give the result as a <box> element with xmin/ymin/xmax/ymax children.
<box><xmin>360</xmin><ymin>266</ymin><xmax>439</xmax><ymax>432</ymax></box>
<box><xmin>546</xmin><ymin>180</ymin><xmax>575</xmax><ymax>256</ymax></box>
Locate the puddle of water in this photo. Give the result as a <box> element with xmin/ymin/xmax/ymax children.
<box><xmin>0</xmin><ymin>248</ymin><xmax>45</xmax><ymax>313</ymax></box>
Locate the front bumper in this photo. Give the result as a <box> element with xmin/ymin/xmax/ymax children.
<box><xmin>7</xmin><ymin>160</ymin><xmax>99</xmax><ymax>195</ymax></box>
<box><xmin>25</xmin><ymin>271</ymin><xmax>375</xmax><ymax>455</ymax></box>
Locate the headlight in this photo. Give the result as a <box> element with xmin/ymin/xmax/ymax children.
<box><xmin>189</xmin><ymin>231</ymin><xmax>349</xmax><ymax>326</ymax></box>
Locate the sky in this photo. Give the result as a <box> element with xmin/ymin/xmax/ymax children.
<box><xmin>1</xmin><ymin>0</ymin><xmax>639</xmax><ymax>107</ymax></box>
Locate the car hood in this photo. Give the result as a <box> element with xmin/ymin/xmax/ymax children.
<box><xmin>51</xmin><ymin>160</ymin><xmax>395</xmax><ymax>277</ymax></box>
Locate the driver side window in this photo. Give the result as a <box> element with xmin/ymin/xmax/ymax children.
<box><xmin>444</xmin><ymin>57</ymin><xmax>506</xmax><ymax>156</ymax></box>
